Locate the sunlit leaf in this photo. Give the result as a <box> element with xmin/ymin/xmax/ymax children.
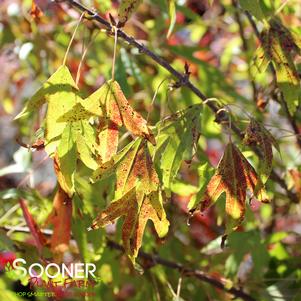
<box><xmin>251</xmin><ymin>19</ymin><xmax>301</xmax><ymax>114</ymax></box>
<box><xmin>110</xmin><ymin>80</ymin><xmax>156</xmax><ymax>145</ymax></box>
<box><xmin>55</xmin><ymin>123</ymin><xmax>77</xmax><ymax>197</ymax></box>
<box><xmin>90</xmin><ymin>187</ymin><xmax>169</xmax><ymax>261</ymax></box>
<box><xmin>193</xmin><ymin>143</ymin><xmax>268</xmax><ymax>232</ymax></box>
<box><xmin>89</xmin><ymin>139</ymin><xmax>169</xmax><ymax>261</ymax></box>
<box><xmin>15</xmin><ymin>65</ymin><xmax>78</xmax><ymax>120</ymax></box>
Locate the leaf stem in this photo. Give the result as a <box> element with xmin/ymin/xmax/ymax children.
<box><xmin>63</xmin><ymin>12</ymin><xmax>85</xmax><ymax>66</ymax></box>
<box><xmin>111</xmin><ymin>26</ymin><xmax>118</xmax><ymax>81</ymax></box>
<box><xmin>76</xmin><ymin>31</ymin><xmax>99</xmax><ymax>86</ymax></box>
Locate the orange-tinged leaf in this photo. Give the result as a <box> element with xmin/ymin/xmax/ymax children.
<box><xmin>96</xmin><ymin>83</ymin><xmax>123</xmax><ymax>162</ymax></box>
<box><xmin>110</xmin><ymin>80</ymin><xmax>156</xmax><ymax>145</ymax></box>
<box><xmin>46</xmin><ymin>186</ymin><xmax>72</xmax><ymax>261</ymax></box>
<box><xmin>89</xmin><ymin>140</ymin><xmax>169</xmax><ymax>261</ymax></box>
<box><xmin>289</xmin><ymin>169</ymin><xmax>301</xmax><ymax>200</ymax></box>
<box><xmin>30</xmin><ymin>1</ymin><xmax>43</xmax><ymax>20</ymax></box>
<box><xmin>115</xmin><ymin>139</ymin><xmax>158</xmax><ymax>198</ymax></box>
<box><xmin>97</xmin><ymin>119</ymin><xmax>119</xmax><ymax>163</ymax></box>
<box><xmin>89</xmin><ymin>187</ymin><xmax>169</xmax><ymax>261</ymax></box>
<box><xmin>19</xmin><ymin>198</ymin><xmax>46</xmax><ymax>252</ymax></box>
<box><xmin>197</xmin><ymin>143</ymin><xmax>268</xmax><ymax>232</ymax></box>
<box><xmin>244</xmin><ymin>118</ymin><xmax>279</xmax><ymax>184</ymax></box>
<box><xmin>92</xmin><ymin>80</ymin><xmax>154</xmax><ymax>162</ymax></box>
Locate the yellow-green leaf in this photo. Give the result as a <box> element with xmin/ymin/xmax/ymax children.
<box><xmin>14</xmin><ymin>65</ymin><xmax>78</xmax><ymax>120</ymax></box>
<box><xmin>89</xmin><ymin>187</ymin><xmax>169</xmax><ymax>261</ymax></box>
<box><xmin>238</xmin><ymin>0</ymin><xmax>265</xmax><ymax>21</ymax></box>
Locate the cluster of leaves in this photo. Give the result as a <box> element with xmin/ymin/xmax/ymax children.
<box><xmin>1</xmin><ymin>0</ymin><xmax>301</xmax><ymax>300</ymax></box>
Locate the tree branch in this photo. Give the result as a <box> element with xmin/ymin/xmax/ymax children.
<box><xmin>1</xmin><ymin>225</ymin><xmax>255</xmax><ymax>301</ymax></box>
<box><xmin>56</xmin><ymin>0</ymin><xmax>299</xmax><ymax>203</ymax></box>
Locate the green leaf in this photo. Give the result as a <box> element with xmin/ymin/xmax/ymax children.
<box><xmin>57</xmin><ymin>102</ymin><xmax>97</xmax><ymax>122</ymax></box>
<box><xmin>225</xmin><ymin>231</ymin><xmax>269</xmax><ymax>278</ymax></box>
<box><xmin>14</xmin><ymin>65</ymin><xmax>78</xmax><ymax>120</ymax></box>
<box><xmin>167</xmin><ymin>0</ymin><xmax>176</xmax><ymax>38</ymax></box>
<box><xmin>238</xmin><ymin>0</ymin><xmax>265</xmax><ymax>20</ymax></box>
<box><xmin>188</xmin><ymin>163</ymin><xmax>215</xmax><ymax>211</ymax></box>
<box><xmin>155</xmin><ymin>105</ymin><xmax>201</xmax><ymax>194</ymax></box>
<box><xmin>56</xmin><ymin>123</ymin><xmax>77</xmax><ymax>196</ymax></box>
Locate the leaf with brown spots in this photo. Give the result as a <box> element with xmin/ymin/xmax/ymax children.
<box><xmin>118</xmin><ymin>0</ymin><xmax>143</xmax><ymax>27</ymax></box>
<box><xmin>193</xmin><ymin>143</ymin><xmax>269</xmax><ymax>233</ymax></box>
<box><xmin>89</xmin><ymin>187</ymin><xmax>169</xmax><ymax>262</ymax></box>
<box><xmin>110</xmin><ymin>80</ymin><xmax>155</xmax><ymax>145</ymax></box>
<box><xmin>45</xmin><ymin>185</ymin><xmax>72</xmax><ymax>261</ymax></box>
<box><xmin>89</xmin><ymin>139</ymin><xmax>169</xmax><ymax>262</ymax></box>
<box><xmin>95</xmin><ymin>82</ymin><xmax>123</xmax><ymax>162</ymax></box>
<box><xmin>83</xmin><ymin>80</ymin><xmax>154</xmax><ymax>162</ymax></box>
<box><xmin>244</xmin><ymin>118</ymin><xmax>280</xmax><ymax>184</ymax></box>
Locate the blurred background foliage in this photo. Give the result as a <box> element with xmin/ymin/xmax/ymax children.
<box><xmin>0</xmin><ymin>0</ymin><xmax>301</xmax><ymax>300</ymax></box>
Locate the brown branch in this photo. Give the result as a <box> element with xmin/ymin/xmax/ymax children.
<box><xmin>1</xmin><ymin>225</ymin><xmax>255</xmax><ymax>301</ymax></box>
<box><xmin>55</xmin><ymin>0</ymin><xmax>299</xmax><ymax>203</ymax></box>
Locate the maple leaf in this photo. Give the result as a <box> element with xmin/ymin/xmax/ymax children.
<box><xmin>193</xmin><ymin>143</ymin><xmax>268</xmax><ymax>232</ymax></box>
<box><xmin>89</xmin><ymin>188</ymin><xmax>169</xmax><ymax>261</ymax></box>
<box><xmin>154</xmin><ymin>105</ymin><xmax>201</xmax><ymax>194</ymax></box>
<box><xmin>244</xmin><ymin>118</ymin><xmax>280</xmax><ymax>184</ymax></box>
<box><xmin>84</xmin><ymin>80</ymin><xmax>155</xmax><ymax>163</ymax></box>
<box><xmin>110</xmin><ymin>80</ymin><xmax>155</xmax><ymax>145</ymax></box>
<box><xmin>89</xmin><ymin>139</ymin><xmax>169</xmax><ymax>261</ymax></box>
<box><xmin>45</xmin><ymin>185</ymin><xmax>72</xmax><ymax>262</ymax></box>
<box><xmin>14</xmin><ymin>65</ymin><xmax>87</xmax><ymax>157</ymax></box>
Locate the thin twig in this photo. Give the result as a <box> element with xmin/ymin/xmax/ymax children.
<box><xmin>63</xmin><ymin>11</ymin><xmax>85</xmax><ymax>66</ymax></box>
<box><xmin>111</xmin><ymin>26</ymin><xmax>118</xmax><ymax>81</ymax></box>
